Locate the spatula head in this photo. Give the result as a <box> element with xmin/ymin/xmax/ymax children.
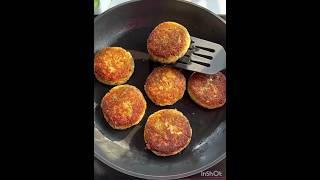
<box><xmin>173</xmin><ymin>36</ymin><xmax>226</xmax><ymax>75</ymax></box>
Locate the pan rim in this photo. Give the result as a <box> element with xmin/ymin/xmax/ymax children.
<box><xmin>94</xmin><ymin>149</ymin><xmax>226</xmax><ymax>180</ymax></box>
<box><xmin>94</xmin><ymin>0</ymin><xmax>226</xmax><ymax>25</ymax></box>
<box><xmin>94</xmin><ymin>0</ymin><xmax>226</xmax><ymax>179</ymax></box>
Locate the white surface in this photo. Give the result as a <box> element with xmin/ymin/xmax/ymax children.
<box><xmin>94</xmin><ymin>0</ymin><xmax>112</xmax><ymax>15</ymax></box>
<box><xmin>105</xmin><ymin>0</ymin><xmax>226</xmax><ymax>14</ymax></box>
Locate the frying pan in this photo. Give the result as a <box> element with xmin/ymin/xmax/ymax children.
<box><xmin>94</xmin><ymin>0</ymin><xmax>226</xmax><ymax>179</ymax></box>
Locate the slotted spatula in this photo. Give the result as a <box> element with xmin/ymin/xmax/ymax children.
<box><xmin>173</xmin><ymin>36</ymin><xmax>226</xmax><ymax>74</ymax></box>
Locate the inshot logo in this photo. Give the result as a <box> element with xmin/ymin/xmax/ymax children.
<box><xmin>200</xmin><ymin>170</ymin><xmax>222</xmax><ymax>177</ymax></box>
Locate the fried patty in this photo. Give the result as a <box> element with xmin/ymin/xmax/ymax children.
<box><xmin>101</xmin><ymin>84</ymin><xmax>147</xmax><ymax>130</ymax></box>
<box><xmin>94</xmin><ymin>47</ymin><xmax>134</xmax><ymax>85</ymax></box>
<box><xmin>144</xmin><ymin>109</ymin><xmax>192</xmax><ymax>156</ymax></box>
<box><xmin>144</xmin><ymin>66</ymin><xmax>186</xmax><ymax>106</ymax></box>
<box><xmin>147</xmin><ymin>22</ymin><xmax>191</xmax><ymax>64</ymax></box>
<box><xmin>188</xmin><ymin>72</ymin><xmax>226</xmax><ymax>109</ymax></box>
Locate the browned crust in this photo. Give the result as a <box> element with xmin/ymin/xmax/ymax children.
<box><xmin>147</xmin><ymin>22</ymin><xmax>191</xmax><ymax>64</ymax></box>
<box><xmin>144</xmin><ymin>109</ymin><xmax>192</xmax><ymax>156</ymax></box>
<box><xmin>94</xmin><ymin>47</ymin><xmax>134</xmax><ymax>85</ymax></box>
<box><xmin>101</xmin><ymin>84</ymin><xmax>147</xmax><ymax>129</ymax></box>
<box><xmin>144</xmin><ymin>66</ymin><xmax>186</xmax><ymax>106</ymax></box>
<box><xmin>187</xmin><ymin>72</ymin><xmax>226</xmax><ymax>109</ymax></box>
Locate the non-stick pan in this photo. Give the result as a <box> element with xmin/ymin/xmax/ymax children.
<box><xmin>94</xmin><ymin>0</ymin><xmax>226</xmax><ymax>179</ymax></box>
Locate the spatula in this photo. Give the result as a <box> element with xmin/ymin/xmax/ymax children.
<box><xmin>173</xmin><ymin>36</ymin><xmax>226</xmax><ymax>74</ymax></box>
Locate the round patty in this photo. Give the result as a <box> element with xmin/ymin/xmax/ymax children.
<box><xmin>144</xmin><ymin>109</ymin><xmax>192</xmax><ymax>156</ymax></box>
<box><xmin>188</xmin><ymin>72</ymin><xmax>226</xmax><ymax>109</ymax></box>
<box><xmin>144</xmin><ymin>66</ymin><xmax>186</xmax><ymax>106</ymax></box>
<box><xmin>94</xmin><ymin>47</ymin><xmax>134</xmax><ymax>85</ymax></box>
<box><xmin>101</xmin><ymin>84</ymin><xmax>147</xmax><ymax>130</ymax></box>
<box><xmin>147</xmin><ymin>22</ymin><xmax>191</xmax><ymax>64</ymax></box>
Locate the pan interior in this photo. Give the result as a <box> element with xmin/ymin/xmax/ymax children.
<box><xmin>94</xmin><ymin>0</ymin><xmax>226</xmax><ymax>178</ymax></box>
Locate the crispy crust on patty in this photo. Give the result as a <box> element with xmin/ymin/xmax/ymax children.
<box><xmin>144</xmin><ymin>109</ymin><xmax>192</xmax><ymax>156</ymax></box>
<box><xmin>101</xmin><ymin>84</ymin><xmax>147</xmax><ymax>129</ymax></box>
<box><xmin>187</xmin><ymin>72</ymin><xmax>226</xmax><ymax>109</ymax></box>
<box><xmin>147</xmin><ymin>22</ymin><xmax>191</xmax><ymax>64</ymax></box>
<box><xmin>144</xmin><ymin>66</ymin><xmax>186</xmax><ymax>106</ymax></box>
<box><xmin>94</xmin><ymin>47</ymin><xmax>134</xmax><ymax>85</ymax></box>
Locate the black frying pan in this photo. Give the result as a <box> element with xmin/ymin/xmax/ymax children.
<box><xmin>94</xmin><ymin>0</ymin><xmax>226</xmax><ymax>179</ymax></box>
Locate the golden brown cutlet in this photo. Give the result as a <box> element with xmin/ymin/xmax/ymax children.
<box><xmin>144</xmin><ymin>66</ymin><xmax>186</xmax><ymax>106</ymax></box>
<box><xmin>101</xmin><ymin>84</ymin><xmax>147</xmax><ymax>130</ymax></box>
<box><xmin>188</xmin><ymin>72</ymin><xmax>226</xmax><ymax>109</ymax></box>
<box><xmin>94</xmin><ymin>47</ymin><xmax>134</xmax><ymax>85</ymax></box>
<box><xmin>147</xmin><ymin>22</ymin><xmax>191</xmax><ymax>64</ymax></box>
<box><xmin>144</xmin><ymin>109</ymin><xmax>192</xmax><ymax>156</ymax></box>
